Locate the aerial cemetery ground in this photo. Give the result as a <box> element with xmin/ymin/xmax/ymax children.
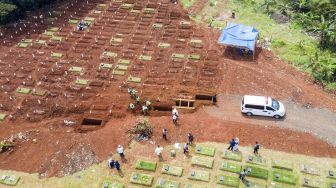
<box><xmin>0</xmin><ymin>0</ymin><xmax>335</xmax><ymax>187</ymax></box>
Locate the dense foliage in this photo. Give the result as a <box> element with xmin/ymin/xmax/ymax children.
<box><xmin>260</xmin><ymin>0</ymin><xmax>336</xmax><ymax>51</ymax></box>
<box><xmin>0</xmin><ymin>0</ymin><xmax>56</xmax><ymax>24</ymax></box>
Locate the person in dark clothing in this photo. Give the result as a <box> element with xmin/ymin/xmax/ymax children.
<box><xmin>162</xmin><ymin>128</ymin><xmax>168</xmax><ymax>140</ymax></box>
<box><xmin>227</xmin><ymin>138</ymin><xmax>235</xmax><ymax>150</ymax></box>
<box><xmin>188</xmin><ymin>133</ymin><xmax>194</xmax><ymax>145</ymax></box>
<box><xmin>254</xmin><ymin>142</ymin><xmax>260</xmax><ymax>155</ymax></box>
<box><xmin>239</xmin><ymin>169</ymin><xmax>246</xmax><ymax>181</ymax></box>
<box><xmin>212</xmin><ymin>94</ymin><xmax>217</xmax><ymax>105</ymax></box>
<box><xmin>183</xmin><ymin>143</ymin><xmax>189</xmax><ymax>155</ymax></box>
<box><xmin>115</xmin><ymin>160</ymin><xmax>121</xmax><ymax>171</ymax></box>
<box><xmin>108</xmin><ymin>158</ymin><xmax>114</xmax><ymax>169</ymax></box>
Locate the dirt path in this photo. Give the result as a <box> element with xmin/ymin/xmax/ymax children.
<box><xmin>204</xmin><ymin>94</ymin><xmax>336</xmax><ymax>145</ymax></box>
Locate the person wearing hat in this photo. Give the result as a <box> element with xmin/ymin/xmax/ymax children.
<box><xmin>117</xmin><ymin>145</ymin><xmax>125</xmax><ymax>158</ymax></box>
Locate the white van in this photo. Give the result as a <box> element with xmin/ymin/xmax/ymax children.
<box><xmin>241</xmin><ymin>95</ymin><xmax>286</xmax><ymax>119</ymax></box>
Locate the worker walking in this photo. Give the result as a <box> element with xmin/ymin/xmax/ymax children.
<box><xmin>188</xmin><ymin>132</ymin><xmax>194</xmax><ymax>145</ymax></box>
<box><xmin>183</xmin><ymin>143</ymin><xmax>189</xmax><ymax>155</ymax></box>
<box><xmin>155</xmin><ymin>145</ymin><xmax>163</xmax><ymax>161</ymax></box>
<box><xmin>117</xmin><ymin>145</ymin><xmax>125</xmax><ymax>158</ymax></box>
<box><xmin>227</xmin><ymin>138</ymin><xmax>235</xmax><ymax>151</ymax></box>
<box><xmin>172</xmin><ymin>114</ymin><xmax>178</xmax><ymax>124</ymax></box>
<box><xmin>108</xmin><ymin>158</ymin><xmax>114</xmax><ymax>169</ymax></box>
<box><xmin>145</xmin><ymin>100</ymin><xmax>152</xmax><ymax>110</ymax></box>
<box><xmin>239</xmin><ymin>169</ymin><xmax>247</xmax><ymax>181</ymax></box>
<box><xmin>142</xmin><ymin>105</ymin><xmax>148</xmax><ymax>115</ymax></box>
<box><xmin>254</xmin><ymin>141</ymin><xmax>260</xmax><ymax>155</ymax></box>
<box><xmin>115</xmin><ymin>160</ymin><xmax>121</xmax><ymax>171</ymax></box>
<box><xmin>162</xmin><ymin>128</ymin><xmax>168</xmax><ymax>140</ymax></box>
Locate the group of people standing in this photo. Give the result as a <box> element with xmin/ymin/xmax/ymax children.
<box><xmin>128</xmin><ymin>88</ymin><xmax>152</xmax><ymax>115</ymax></box>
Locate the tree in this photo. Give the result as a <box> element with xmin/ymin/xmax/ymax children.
<box><xmin>309</xmin><ymin>15</ymin><xmax>336</xmax><ymax>49</ymax></box>
<box><xmin>260</xmin><ymin>0</ymin><xmax>277</xmax><ymax>15</ymax></box>
<box><xmin>0</xmin><ymin>2</ymin><xmax>19</xmax><ymax>24</ymax></box>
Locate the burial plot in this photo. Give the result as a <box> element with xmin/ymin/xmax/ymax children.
<box><xmin>190</xmin><ymin>39</ymin><xmax>203</xmax><ymax>48</ymax></box>
<box><xmin>118</xmin><ymin>59</ymin><xmax>131</xmax><ymax>65</ymax></box>
<box><xmin>75</xmin><ymin>79</ymin><xmax>89</xmax><ymax>85</ymax></box>
<box><xmin>32</xmin><ymin>89</ymin><xmax>47</xmax><ymax>96</ymax></box>
<box><xmin>155</xmin><ymin>178</ymin><xmax>180</xmax><ymax>188</ymax></box>
<box><xmin>271</xmin><ymin>170</ymin><xmax>298</xmax><ymax>185</ymax></box>
<box><xmin>102</xmin><ymin>181</ymin><xmax>125</xmax><ymax>188</ymax></box>
<box><xmin>195</xmin><ymin>145</ymin><xmax>216</xmax><ymax>157</ymax></box>
<box><xmin>158</xmin><ymin>43</ymin><xmax>170</xmax><ymax>48</ymax></box>
<box><xmin>272</xmin><ymin>159</ymin><xmax>293</xmax><ymax>171</ymax></box>
<box><xmin>216</xmin><ymin>173</ymin><xmax>240</xmax><ymax>188</ymax></box>
<box><xmin>100</xmin><ymin>63</ymin><xmax>113</xmax><ymax>69</ymax></box>
<box><xmin>223</xmin><ymin>150</ymin><xmax>242</xmax><ymax>162</ymax></box>
<box><xmin>302</xmin><ymin>177</ymin><xmax>322</xmax><ymax>188</ymax></box>
<box><xmin>188</xmin><ymin>54</ymin><xmax>201</xmax><ymax>61</ymax></box>
<box><xmin>128</xmin><ymin>76</ymin><xmax>141</xmax><ymax>83</ymax></box>
<box><xmin>112</xmin><ymin>70</ymin><xmax>125</xmax><ymax>76</ymax></box>
<box><xmin>130</xmin><ymin>172</ymin><xmax>154</xmax><ymax>186</ymax></box>
<box><xmin>135</xmin><ymin>160</ymin><xmax>157</xmax><ymax>172</ymax></box>
<box><xmin>220</xmin><ymin>161</ymin><xmax>242</xmax><ymax>174</ymax></box>
<box><xmin>301</xmin><ymin>164</ymin><xmax>320</xmax><ymax>176</ymax></box>
<box><xmin>69</xmin><ymin>19</ymin><xmax>79</xmax><ymax>24</ymax></box>
<box><xmin>246</xmin><ymin>155</ymin><xmax>268</xmax><ymax>166</ymax></box>
<box><xmin>0</xmin><ymin>174</ymin><xmax>20</xmax><ymax>186</ymax></box>
<box><xmin>16</xmin><ymin>87</ymin><xmax>31</xmax><ymax>94</ymax></box>
<box><xmin>51</xmin><ymin>52</ymin><xmax>63</xmax><ymax>58</ymax></box>
<box><xmin>115</xmin><ymin>65</ymin><xmax>128</xmax><ymax>71</ymax></box>
<box><xmin>327</xmin><ymin>168</ymin><xmax>336</xmax><ymax>179</ymax></box>
<box><xmin>191</xmin><ymin>156</ymin><xmax>214</xmax><ymax>169</ymax></box>
<box><xmin>0</xmin><ymin>113</ymin><xmax>7</xmax><ymax>121</ymax></box>
<box><xmin>101</xmin><ymin>51</ymin><xmax>118</xmax><ymax>58</ymax></box>
<box><xmin>161</xmin><ymin>164</ymin><xmax>183</xmax><ymax>177</ymax></box>
<box><xmin>187</xmin><ymin>169</ymin><xmax>210</xmax><ymax>182</ymax></box>
<box><xmin>245</xmin><ymin>165</ymin><xmax>269</xmax><ymax>180</ymax></box>
<box><xmin>69</xmin><ymin>67</ymin><xmax>83</xmax><ymax>73</ymax></box>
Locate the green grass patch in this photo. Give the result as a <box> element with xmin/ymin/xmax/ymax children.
<box><xmin>153</xmin><ymin>23</ymin><xmax>163</xmax><ymax>29</ymax></box>
<box><xmin>155</xmin><ymin>178</ymin><xmax>180</xmax><ymax>188</ymax></box>
<box><xmin>158</xmin><ymin>43</ymin><xmax>170</xmax><ymax>48</ymax></box>
<box><xmin>118</xmin><ymin>59</ymin><xmax>131</xmax><ymax>65</ymax></box>
<box><xmin>223</xmin><ymin>150</ymin><xmax>242</xmax><ymax>162</ymax></box>
<box><xmin>18</xmin><ymin>42</ymin><xmax>29</xmax><ymax>48</ymax></box>
<box><xmin>102</xmin><ymin>180</ymin><xmax>125</xmax><ymax>188</ymax></box>
<box><xmin>102</xmin><ymin>51</ymin><xmax>117</xmax><ymax>58</ymax></box>
<box><xmin>121</xmin><ymin>3</ymin><xmax>134</xmax><ymax>9</ymax></box>
<box><xmin>69</xmin><ymin>19</ymin><xmax>79</xmax><ymax>24</ymax></box>
<box><xmin>130</xmin><ymin>172</ymin><xmax>153</xmax><ymax>186</ymax></box>
<box><xmin>216</xmin><ymin>173</ymin><xmax>240</xmax><ymax>187</ymax></box>
<box><xmin>219</xmin><ymin>161</ymin><xmax>241</xmax><ymax>174</ymax></box>
<box><xmin>84</xmin><ymin>17</ymin><xmax>95</xmax><ymax>22</ymax></box>
<box><xmin>272</xmin><ymin>159</ymin><xmax>293</xmax><ymax>171</ymax></box>
<box><xmin>161</xmin><ymin>164</ymin><xmax>183</xmax><ymax>177</ymax></box>
<box><xmin>187</xmin><ymin>169</ymin><xmax>210</xmax><ymax>182</ymax></box>
<box><xmin>111</xmin><ymin>37</ymin><xmax>123</xmax><ymax>43</ymax></box>
<box><xmin>327</xmin><ymin>168</ymin><xmax>336</xmax><ymax>179</ymax></box>
<box><xmin>271</xmin><ymin>170</ymin><xmax>298</xmax><ymax>185</ymax></box>
<box><xmin>135</xmin><ymin>160</ymin><xmax>157</xmax><ymax>172</ymax></box>
<box><xmin>195</xmin><ymin>145</ymin><xmax>216</xmax><ymax>157</ymax></box>
<box><xmin>115</xmin><ymin>65</ymin><xmax>128</xmax><ymax>71</ymax></box>
<box><xmin>47</xmin><ymin>27</ymin><xmax>59</xmax><ymax>32</ymax></box>
<box><xmin>0</xmin><ymin>113</ymin><xmax>7</xmax><ymax>121</ymax></box>
<box><xmin>75</xmin><ymin>79</ymin><xmax>88</xmax><ymax>85</ymax></box>
<box><xmin>246</xmin><ymin>155</ymin><xmax>268</xmax><ymax>166</ymax></box>
<box><xmin>112</xmin><ymin>70</ymin><xmax>125</xmax><ymax>76</ymax></box>
<box><xmin>144</xmin><ymin>8</ymin><xmax>155</xmax><ymax>14</ymax></box>
<box><xmin>128</xmin><ymin>76</ymin><xmax>141</xmax><ymax>83</ymax></box>
<box><xmin>34</xmin><ymin>40</ymin><xmax>46</xmax><ymax>45</ymax></box>
<box><xmin>171</xmin><ymin>53</ymin><xmax>186</xmax><ymax>59</ymax></box>
<box><xmin>100</xmin><ymin>63</ymin><xmax>113</xmax><ymax>69</ymax></box>
<box><xmin>191</xmin><ymin>156</ymin><xmax>214</xmax><ymax>169</ymax></box>
<box><xmin>51</xmin><ymin>53</ymin><xmax>63</xmax><ymax>58</ymax></box>
<box><xmin>32</xmin><ymin>89</ymin><xmax>47</xmax><ymax>96</ymax></box>
<box><xmin>301</xmin><ymin>164</ymin><xmax>320</xmax><ymax>176</ymax></box>
<box><xmin>21</xmin><ymin>39</ymin><xmax>33</xmax><ymax>43</ymax></box>
<box><xmin>0</xmin><ymin>175</ymin><xmax>20</xmax><ymax>186</ymax></box>
<box><xmin>51</xmin><ymin>36</ymin><xmax>62</xmax><ymax>42</ymax></box>
<box><xmin>43</xmin><ymin>31</ymin><xmax>55</xmax><ymax>36</ymax></box>
<box><xmin>139</xmin><ymin>55</ymin><xmax>152</xmax><ymax>61</ymax></box>
<box><xmin>245</xmin><ymin>165</ymin><xmax>269</xmax><ymax>180</ymax></box>
<box><xmin>69</xmin><ymin>66</ymin><xmax>83</xmax><ymax>72</ymax></box>
<box><xmin>183</xmin><ymin>184</ymin><xmax>207</xmax><ymax>188</ymax></box>
<box><xmin>16</xmin><ymin>87</ymin><xmax>31</xmax><ymax>94</ymax></box>
<box><xmin>188</xmin><ymin>54</ymin><xmax>201</xmax><ymax>60</ymax></box>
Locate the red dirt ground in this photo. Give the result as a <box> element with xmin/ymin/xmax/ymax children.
<box><xmin>0</xmin><ymin>0</ymin><xmax>335</xmax><ymax>177</ymax></box>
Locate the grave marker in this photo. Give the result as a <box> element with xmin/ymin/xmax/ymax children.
<box><xmin>187</xmin><ymin>169</ymin><xmax>210</xmax><ymax>182</ymax></box>
<box><xmin>191</xmin><ymin>156</ymin><xmax>214</xmax><ymax>169</ymax></box>
<box><xmin>75</xmin><ymin>79</ymin><xmax>88</xmax><ymax>85</ymax></box>
<box><xmin>135</xmin><ymin>160</ymin><xmax>157</xmax><ymax>172</ymax></box>
<box><xmin>272</xmin><ymin>159</ymin><xmax>293</xmax><ymax>171</ymax></box>
<box><xmin>216</xmin><ymin>173</ymin><xmax>240</xmax><ymax>187</ymax></box>
<box><xmin>100</xmin><ymin>63</ymin><xmax>113</xmax><ymax>69</ymax></box>
<box><xmin>195</xmin><ymin>145</ymin><xmax>216</xmax><ymax>157</ymax></box>
<box><xmin>128</xmin><ymin>76</ymin><xmax>141</xmax><ymax>83</ymax></box>
<box><xmin>222</xmin><ymin>150</ymin><xmax>242</xmax><ymax>162</ymax></box>
<box><xmin>155</xmin><ymin>178</ymin><xmax>180</xmax><ymax>188</ymax></box>
<box><xmin>0</xmin><ymin>175</ymin><xmax>20</xmax><ymax>186</ymax></box>
<box><xmin>139</xmin><ymin>55</ymin><xmax>152</xmax><ymax>61</ymax></box>
<box><xmin>102</xmin><ymin>51</ymin><xmax>117</xmax><ymax>58</ymax></box>
<box><xmin>130</xmin><ymin>172</ymin><xmax>153</xmax><ymax>186</ymax></box>
<box><xmin>118</xmin><ymin>59</ymin><xmax>131</xmax><ymax>65</ymax></box>
<box><xmin>271</xmin><ymin>170</ymin><xmax>298</xmax><ymax>185</ymax></box>
<box><xmin>153</xmin><ymin>23</ymin><xmax>163</xmax><ymax>29</ymax></box>
<box><xmin>69</xmin><ymin>67</ymin><xmax>83</xmax><ymax>72</ymax></box>
<box><xmin>112</xmin><ymin>70</ymin><xmax>125</xmax><ymax>75</ymax></box>
<box><xmin>161</xmin><ymin>164</ymin><xmax>183</xmax><ymax>177</ymax></box>
<box><xmin>158</xmin><ymin>43</ymin><xmax>170</xmax><ymax>48</ymax></box>
<box><xmin>115</xmin><ymin>65</ymin><xmax>128</xmax><ymax>71</ymax></box>
<box><xmin>51</xmin><ymin>53</ymin><xmax>63</xmax><ymax>58</ymax></box>
<box><xmin>220</xmin><ymin>161</ymin><xmax>242</xmax><ymax>174</ymax></box>
<box><xmin>16</xmin><ymin>87</ymin><xmax>31</xmax><ymax>94</ymax></box>
<box><xmin>246</xmin><ymin>155</ymin><xmax>268</xmax><ymax>166</ymax></box>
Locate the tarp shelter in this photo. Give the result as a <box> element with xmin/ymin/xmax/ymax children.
<box><xmin>218</xmin><ymin>22</ymin><xmax>259</xmax><ymax>56</ymax></box>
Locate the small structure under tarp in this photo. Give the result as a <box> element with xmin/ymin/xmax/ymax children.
<box><xmin>218</xmin><ymin>22</ymin><xmax>259</xmax><ymax>58</ymax></box>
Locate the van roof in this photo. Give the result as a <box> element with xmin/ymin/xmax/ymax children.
<box><xmin>243</xmin><ymin>95</ymin><xmax>271</xmax><ymax>106</ymax></box>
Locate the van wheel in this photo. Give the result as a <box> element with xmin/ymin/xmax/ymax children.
<box><xmin>274</xmin><ymin>115</ymin><xmax>281</xmax><ymax>119</ymax></box>
<box><xmin>246</xmin><ymin>112</ymin><xmax>253</xmax><ymax>116</ymax></box>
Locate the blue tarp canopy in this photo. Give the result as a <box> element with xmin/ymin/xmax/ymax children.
<box><xmin>218</xmin><ymin>22</ymin><xmax>259</xmax><ymax>52</ymax></box>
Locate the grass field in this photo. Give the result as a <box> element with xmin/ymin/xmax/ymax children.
<box><xmin>0</xmin><ymin>142</ymin><xmax>335</xmax><ymax>187</ymax></box>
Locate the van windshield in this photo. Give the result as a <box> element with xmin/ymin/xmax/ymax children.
<box><xmin>271</xmin><ymin>98</ymin><xmax>280</xmax><ymax>110</ymax></box>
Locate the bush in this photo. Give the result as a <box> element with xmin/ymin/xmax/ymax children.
<box><xmin>0</xmin><ymin>2</ymin><xmax>19</xmax><ymax>24</ymax></box>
